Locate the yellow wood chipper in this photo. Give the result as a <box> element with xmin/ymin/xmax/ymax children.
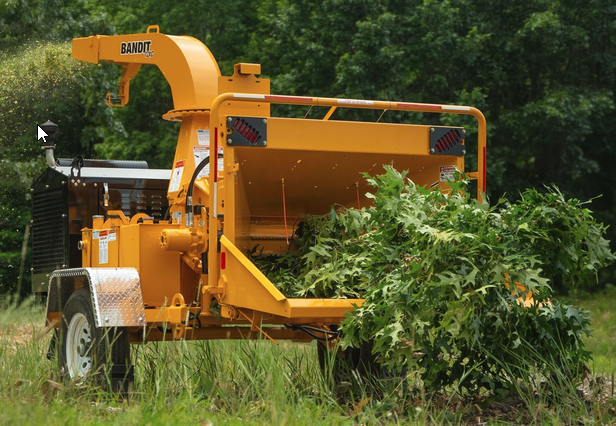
<box><xmin>31</xmin><ymin>25</ymin><xmax>486</xmax><ymax>391</ymax></box>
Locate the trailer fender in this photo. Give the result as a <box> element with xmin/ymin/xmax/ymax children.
<box><xmin>46</xmin><ymin>267</ymin><xmax>146</xmax><ymax>328</ymax></box>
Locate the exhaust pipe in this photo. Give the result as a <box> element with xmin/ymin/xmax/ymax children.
<box><xmin>40</xmin><ymin>120</ymin><xmax>59</xmax><ymax>167</ymax></box>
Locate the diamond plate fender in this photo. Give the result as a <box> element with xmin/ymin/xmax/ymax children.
<box><xmin>47</xmin><ymin>267</ymin><xmax>146</xmax><ymax>327</ymax></box>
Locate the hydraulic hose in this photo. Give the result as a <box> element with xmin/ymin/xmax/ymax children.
<box><xmin>185</xmin><ymin>155</ymin><xmax>210</xmax><ymax>227</ymax></box>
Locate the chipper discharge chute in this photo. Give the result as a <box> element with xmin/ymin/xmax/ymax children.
<box><xmin>33</xmin><ymin>25</ymin><xmax>486</xmax><ymax>391</ymax></box>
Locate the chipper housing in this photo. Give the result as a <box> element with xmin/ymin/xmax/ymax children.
<box><xmin>34</xmin><ymin>26</ymin><xmax>486</xmax><ymax>386</ymax></box>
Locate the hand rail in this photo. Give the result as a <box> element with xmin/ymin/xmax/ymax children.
<box><xmin>207</xmin><ymin>93</ymin><xmax>487</xmax><ymax>290</ymax></box>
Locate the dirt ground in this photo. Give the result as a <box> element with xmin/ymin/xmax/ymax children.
<box><xmin>0</xmin><ymin>322</ymin><xmax>39</xmax><ymax>351</ymax></box>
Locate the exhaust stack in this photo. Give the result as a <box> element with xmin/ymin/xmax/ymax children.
<box><xmin>40</xmin><ymin>120</ymin><xmax>59</xmax><ymax>167</ymax></box>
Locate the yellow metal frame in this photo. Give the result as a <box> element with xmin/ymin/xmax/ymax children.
<box><xmin>69</xmin><ymin>27</ymin><xmax>488</xmax><ymax>343</ymax></box>
<box><xmin>205</xmin><ymin>94</ymin><xmax>486</xmax><ymax>327</ymax></box>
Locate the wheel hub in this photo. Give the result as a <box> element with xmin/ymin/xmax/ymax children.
<box><xmin>66</xmin><ymin>313</ymin><xmax>92</xmax><ymax>378</ymax></box>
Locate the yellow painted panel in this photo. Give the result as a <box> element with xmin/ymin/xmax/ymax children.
<box><xmin>234</xmin><ymin>150</ymin><xmax>463</xmax><ymax>218</ymax></box>
<box><xmin>285</xmin><ymin>298</ymin><xmax>363</xmax><ymax>318</ymax></box>
<box><xmin>266</xmin><ymin>118</ymin><xmax>432</xmax><ymax>155</ymax></box>
<box><xmin>226</xmin><ymin>117</ymin><xmax>466</xmax><ymax>219</ymax></box>
<box><xmin>220</xmin><ymin>236</ymin><xmax>362</xmax><ymax>319</ymax></box>
<box><xmin>119</xmin><ymin>223</ymin><xmax>182</xmax><ymax>307</ymax></box>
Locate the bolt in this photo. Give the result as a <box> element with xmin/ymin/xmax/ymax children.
<box><xmin>62</xmin><ymin>214</ymin><xmax>66</xmax><ymax>218</ymax></box>
<box><xmin>227</xmin><ymin>139</ymin><xmax>233</xmax><ymax>145</ymax></box>
<box><xmin>263</xmin><ymin>118</ymin><xmax>267</xmax><ymax>124</ymax></box>
<box><xmin>138</xmin><ymin>316</ymin><xmax>143</xmax><ymax>323</ymax></box>
<box><xmin>462</xmin><ymin>150</ymin><xmax>467</xmax><ymax>155</ymax></box>
<box><xmin>430</xmin><ymin>148</ymin><xmax>435</xmax><ymax>153</ymax></box>
<box><xmin>30</xmin><ymin>188</ymin><xmax>34</xmax><ymax>193</ymax></box>
<box><xmin>462</xmin><ymin>129</ymin><xmax>466</xmax><ymax>134</ymax></box>
<box><xmin>430</xmin><ymin>128</ymin><xmax>435</xmax><ymax>132</ymax></box>
<box><xmin>82</xmin><ymin>183</ymin><xmax>86</xmax><ymax>187</ymax></box>
<box><xmin>62</xmin><ymin>181</ymin><xmax>66</xmax><ymax>185</ymax></box>
<box><xmin>45</xmin><ymin>184</ymin><xmax>49</xmax><ymax>189</ymax></box>
<box><xmin>263</xmin><ymin>141</ymin><xmax>267</xmax><ymax>147</ymax></box>
<box><xmin>105</xmin><ymin>317</ymin><xmax>109</xmax><ymax>323</ymax></box>
<box><xmin>227</xmin><ymin>117</ymin><xmax>232</xmax><ymax>122</ymax></box>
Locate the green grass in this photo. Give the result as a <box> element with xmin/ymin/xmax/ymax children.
<box><xmin>0</xmin><ymin>294</ymin><xmax>614</xmax><ymax>426</ymax></box>
<box><xmin>574</xmin><ymin>284</ymin><xmax>616</xmax><ymax>375</ymax></box>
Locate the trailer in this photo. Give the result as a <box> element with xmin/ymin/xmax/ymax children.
<box><xmin>32</xmin><ymin>25</ymin><xmax>486</xmax><ymax>391</ymax></box>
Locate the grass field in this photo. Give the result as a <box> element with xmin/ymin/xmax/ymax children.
<box><xmin>575</xmin><ymin>286</ymin><xmax>616</xmax><ymax>377</ymax></box>
<box><xmin>0</xmin><ymin>290</ymin><xmax>614</xmax><ymax>426</ymax></box>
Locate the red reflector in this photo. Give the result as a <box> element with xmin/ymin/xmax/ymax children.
<box><xmin>221</xmin><ymin>252</ymin><xmax>226</xmax><ymax>269</ymax></box>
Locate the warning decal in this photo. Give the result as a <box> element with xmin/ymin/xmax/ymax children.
<box><xmin>338</xmin><ymin>99</ymin><xmax>374</xmax><ymax>106</ymax></box>
<box><xmin>169</xmin><ymin>160</ymin><xmax>185</xmax><ymax>193</ymax></box>
<box><xmin>197</xmin><ymin>129</ymin><xmax>210</xmax><ymax>145</ymax></box>
<box><xmin>99</xmin><ymin>230</ymin><xmax>108</xmax><ymax>265</ymax></box>
<box><xmin>193</xmin><ymin>145</ymin><xmax>224</xmax><ymax>180</ymax></box>
<box><xmin>439</xmin><ymin>165</ymin><xmax>456</xmax><ymax>182</ymax></box>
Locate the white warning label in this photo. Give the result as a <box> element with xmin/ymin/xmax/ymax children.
<box><xmin>197</xmin><ymin>129</ymin><xmax>210</xmax><ymax>145</ymax></box>
<box><xmin>338</xmin><ymin>99</ymin><xmax>374</xmax><ymax>106</ymax></box>
<box><xmin>99</xmin><ymin>230</ymin><xmax>109</xmax><ymax>265</ymax></box>
<box><xmin>169</xmin><ymin>160</ymin><xmax>185</xmax><ymax>193</ymax></box>
<box><xmin>193</xmin><ymin>146</ymin><xmax>224</xmax><ymax>179</ymax></box>
<box><xmin>439</xmin><ymin>165</ymin><xmax>456</xmax><ymax>182</ymax></box>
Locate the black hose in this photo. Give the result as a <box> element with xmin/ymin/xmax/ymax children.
<box><xmin>185</xmin><ymin>155</ymin><xmax>210</xmax><ymax>218</ymax></box>
<box><xmin>284</xmin><ymin>324</ymin><xmax>339</xmax><ymax>342</ymax></box>
<box><xmin>188</xmin><ymin>309</ymin><xmax>202</xmax><ymax>329</ymax></box>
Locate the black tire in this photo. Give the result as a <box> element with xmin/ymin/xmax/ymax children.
<box><xmin>58</xmin><ymin>288</ymin><xmax>132</xmax><ymax>394</ymax></box>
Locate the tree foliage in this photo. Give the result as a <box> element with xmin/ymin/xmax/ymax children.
<box><xmin>1</xmin><ymin>0</ymin><xmax>616</xmax><ymax>293</ymax></box>
<box><xmin>254</xmin><ymin>167</ymin><xmax>614</xmax><ymax>392</ymax></box>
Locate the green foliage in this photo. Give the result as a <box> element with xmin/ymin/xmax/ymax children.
<box><xmin>501</xmin><ymin>187</ymin><xmax>614</xmax><ymax>294</ymax></box>
<box><xmin>1</xmin><ymin>0</ymin><xmax>616</xmax><ymax>293</ymax></box>
<box><xmin>0</xmin><ymin>42</ymin><xmax>88</xmax><ymax>160</ymax></box>
<box><xmin>0</xmin><ymin>0</ymin><xmax>113</xmax><ymax>48</ymax></box>
<box><xmin>250</xmin><ymin>0</ymin><xmax>616</xmax><ymax>226</ymax></box>
<box><xmin>0</xmin><ymin>160</ymin><xmax>37</xmax><ymax>295</ymax></box>
<box><xmin>255</xmin><ymin>167</ymin><xmax>614</xmax><ymax>393</ymax></box>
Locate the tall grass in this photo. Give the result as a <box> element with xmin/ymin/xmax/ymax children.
<box><xmin>0</xmin><ymin>295</ymin><xmax>614</xmax><ymax>425</ymax></box>
<box><xmin>575</xmin><ymin>285</ymin><xmax>616</xmax><ymax>375</ymax></box>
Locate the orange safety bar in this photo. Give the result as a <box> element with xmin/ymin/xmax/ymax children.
<box><xmin>206</xmin><ymin>93</ymin><xmax>487</xmax><ymax>292</ymax></box>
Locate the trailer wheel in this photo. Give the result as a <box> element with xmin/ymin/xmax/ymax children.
<box><xmin>59</xmin><ymin>288</ymin><xmax>132</xmax><ymax>394</ymax></box>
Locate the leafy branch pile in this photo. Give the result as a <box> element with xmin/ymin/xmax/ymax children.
<box><xmin>254</xmin><ymin>166</ymin><xmax>615</xmax><ymax>393</ymax></box>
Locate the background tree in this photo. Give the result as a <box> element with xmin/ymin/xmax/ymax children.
<box><xmin>1</xmin><ymin>0</ymin><xmax>615</xmax><ymax>294</ymax></box>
